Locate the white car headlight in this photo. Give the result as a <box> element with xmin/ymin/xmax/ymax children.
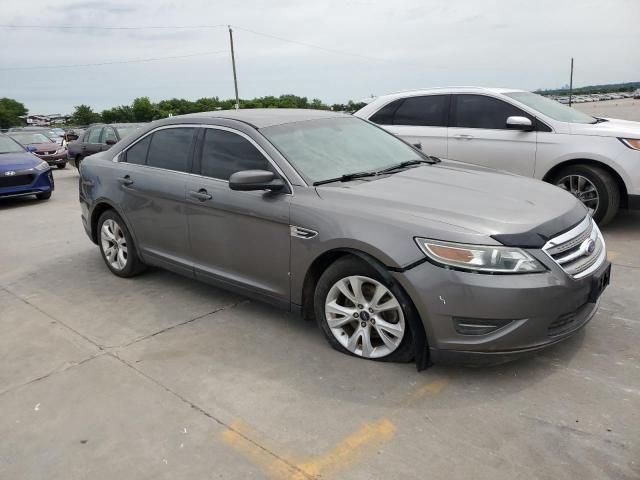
<box><xmin>619</xmin><ymin>138</ymin><xmax>640</xmax><ymax>150</ymax></box>
<box><xmin>415</xmin><ymin>238</ymin><xmax>546</xmax><ymax>273</ymax></box>
<box><xmin>34</xmin><ymin>161</ymin><xmax>50</xmax><ymax>171</ymax></box>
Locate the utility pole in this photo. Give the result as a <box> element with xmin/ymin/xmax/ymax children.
<box><xmin>569</xmin><ymin>57</ymin><xmax>574</xmax><ymax>107</ymax></box>
<box><xmin>228</xmin><ymin>25</ymin><xmax>239</xmax><ymax>110</ymax></box>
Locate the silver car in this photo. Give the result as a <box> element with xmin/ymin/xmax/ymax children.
<box><xmin>79</xmin><ymin>109</ymin><xmax>611</xmax><ymax>367</ymax></box>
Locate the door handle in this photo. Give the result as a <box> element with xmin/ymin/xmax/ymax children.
<box><xmin>453</xmin><ymin>134</ymin><xmax>474</xmax><ymax>140</ymax></box>
<box><xmin>118</xmin><ymin>175</ymin><xmax>134</xmax><ymax>186</ymax></box>
<box><xmin>189</xmin><ymin>189</ymin><xmax>212</xmax><ymax>202</ymax></box>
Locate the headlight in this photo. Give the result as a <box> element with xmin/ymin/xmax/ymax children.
<box><xmin>415</xmin><ymin>238</ymin><xmax>546</xmax><ymax>273</ymax></box>
<box><xmin>34</xmin><ymin>161</ymin><xmax>49</xmax><ymax>171</ymax></box>
<box><xmin>619</xmin><ymin>138</ymin><xmax>640</xmax><ymax>150</ymax></box>
<box><xmin>55</xmin><ymin>147</ymin><xmax>67</xmax><ymax>155</ymax></box>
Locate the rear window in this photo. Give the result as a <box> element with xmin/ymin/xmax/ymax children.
<box><xmin>369</xmin><ymin>95</ymin><xmax>449</xmax><ymax>127</ymax></box>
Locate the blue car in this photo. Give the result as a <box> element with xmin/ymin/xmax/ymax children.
<box><xmin>0</xmin><ymin>133</ymin><xmax>54</xmax><ymax>201</ymax></box>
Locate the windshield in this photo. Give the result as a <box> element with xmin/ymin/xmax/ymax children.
<box><xmin>504</xmin><ymin>91</ymin><xmax>597</xmax><ymax>124</ymax></box>
<box><xmin>0</xmin><ymin>135</ymin><xmax>26</xmax><ymax>154</ymax></box>
<box><xmin>115</xmin><ymin>126</ymin><xmax>140</xmax><ymax>139</ymax></box>
<box><xmin>9</xmin><ymin>132</ymin><xmax>52</xmax><ymax>144</ymax></box>
<box><xmin>262</xmin><ymin>117</ymin><xmax>423</xmax><ymax>183</ymax></box>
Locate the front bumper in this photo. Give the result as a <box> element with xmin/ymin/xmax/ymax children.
<box><xmin>37</xmin><ymin>151</ymin><xmax>67</xmax><ymax>165</ymax></box>
<box><xmin>393</xmin><ymin>255</ymin><xmax>610</xmax><ymax>365</ymax></box>
<box><xmin>0</xmin><ymin>169</ymin><xmax>54</xmax><ymax>199</ymax></box>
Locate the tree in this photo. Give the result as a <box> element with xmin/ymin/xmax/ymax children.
<box><xmin>70</xmin><ymin>104</ymin><xmax>101</xmax><ymax>125</ymax></box>
<box><xmin>131</xmin><ymin>97</ymin><xmax>158</xmax><ymax>122</ymax></box>
<box><xmin>0</xmin><ymin>98</ymin><xmax>27</xmax><ymax>129</ymax></box>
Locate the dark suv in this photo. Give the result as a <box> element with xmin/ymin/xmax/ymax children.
<box><xmin>68</xmin><ymin>123</ymin><xmax>144</xmax><ymax>168</ymax></box>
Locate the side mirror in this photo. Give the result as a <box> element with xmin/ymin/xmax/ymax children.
<box><xmin>105</xmin><ymin>139</ymin><xmax>117</xmax><ymax>145</ymax></box>
<box><xmin>506</xmin><ymin>116</ymin><xmax>533</xmax><ymax>131</ymax></box>
<box><xmin>229</xmin><ymin>170</ymin><xmax>285</xmax><ymax>192</ymax></box>
<box><xmin>26</xmin><ymin>145</ymin><xmax>38</xmax><ymax>153</ymax></box>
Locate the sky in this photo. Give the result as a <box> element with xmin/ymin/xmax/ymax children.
<box><xmin>1</xmin><ymin>0</ymin><xmax>639</xmax><ymax>114</ymax></box>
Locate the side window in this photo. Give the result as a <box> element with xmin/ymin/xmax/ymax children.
<box><xmin>200</xmin><ymin>128</ymin><xmax>270</xmax><ymax>180</ymax></box>
<box><xmin>453</xmin><ymin>95</ymin><xmax>532</xmax><ymax>129</ymax></box>
<box><xmin>125</xmin><ymin>135</ymin><xmax>151</xmax><ymax>165</ymax></box>
<box><xmin>102</xmin><ymin>127</ymin><xmax>117</xmax><ymax>144</ymax></box>
<box><xmin>393</xmin><ymin>95</ymin><xmax>449</xmax><ymax>126</ymax></box>
<box><xmin>87</xmin><ymin>127</ymin><xmax>102</xmax><ymax>144</ymax></box>
<box><xmin>369</xmin><ymin>99</ymin><xmax>403</xmax><ymax>125</ymax></box>
<box><xmin>146</xmin><ymin>128</ymin><xmax>195</xmax><ymax>173</ymax></box>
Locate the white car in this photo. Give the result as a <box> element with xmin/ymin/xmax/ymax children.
<box><xmin>355</xmin><ymin>87</ymin><xmax>640</xmax><ymax>224</ymax></box>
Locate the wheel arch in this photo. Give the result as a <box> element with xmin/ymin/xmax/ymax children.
<box><xmin>89</xmin><ymin>199</ymin><xmax>136</xmax><ymax>246</ymax></box>
<box><xmin>300</xmin><ymin>247</ymin><xmax>430</xmax><ymax>370</ymax></box>
<box><xmin>542</xmin><ymin>159</ymin><xmax>629</xmax><ymax>209</ymax></box>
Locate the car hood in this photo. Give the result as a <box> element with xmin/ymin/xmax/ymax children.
<box><xmin>0</xmin><ymin>151</ymin><xmax>43</xmax><ymax>170</ymax></box>
<box><xmin>30</xmin><ymin>142</ymin><xmax>62</xmax><ymax>151</ymax></box>
<box><xmin>315</xmin><ymin>161</ymin><xmax>586</xmax><ymax>243</ymax></box>
<box><xmin>569</xmin><ymin>117</ymin><xmax>640</xmax><ymax>138</ymax></box>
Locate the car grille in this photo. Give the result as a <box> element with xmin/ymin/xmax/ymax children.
<box><xmin>542</xmin><ymin>216</ymin><xmax>606</xmax><ymax>279</ymax></box>
<box><xmin>0</xmin><ymin>174</ymin><xmax>34</xmax><ymax>188</ymax></box>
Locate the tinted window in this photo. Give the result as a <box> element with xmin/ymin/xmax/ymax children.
<box><xmin>200</xmin><ymin>129</ymin><xmax>270</xmax><ymax>180</ymax></box>
<box><xmin>453</xmin><ymin>95</ymin><xmax>531</xmax><ymax>129</ymax></box>
<box><xmin>87</xmin><ymin>127</ymin><xmax>102</xmax><ymax>143</ymax></box>
<box><xmin>103</xmin><ymin>127</ymin><xmax>117</xmax><ymax>144</ymax></box>
<box><xmin>369</xmin><ymin>99</ymin><xmax>402</xmax><ymax>125</ymax></box>
<box><xmin>146</xmin><ymin>128</ymin><xmax>195</xmax><ymax>172</ymax></box>
<box><xmin>125</xmin><ymin>135</ymin><xmax>151</xmax><ymax>165</ymax></box>
<box><xmin>393</xmin><ymin>95</ymin><xmax>449</xmax><ymax>126</ymax></box>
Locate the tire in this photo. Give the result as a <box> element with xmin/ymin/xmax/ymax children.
<box><xmin>552</xmin><ymin>164</ymin><xmax>620</xmax><ymax>226</ymax></box>
<box><xmin>57</xmin><ymin>162</ymin><xmax>67</xmax><ymax>169</ymax></box>
<box><xmin>97</xmin><ymin>210</ymin><xmax>146</xmax><ymax>278</ymax></box>
<box><xmin>75</xmin><ymin>156</ymin><xmax>82</xmax><ymax>169</ymax></box>
<box><xmin>313</xmin><ymin>256</ymin><xmax>416</xmax><ymax>362</ymax></box>
<box><xmin>36</xmin><ymin>191</ymin><xmax>52</xmax><ymax>200</ymax></box>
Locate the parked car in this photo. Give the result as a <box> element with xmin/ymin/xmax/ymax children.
<box><xmin>355</xmin><ymin>87</ymin><xmax>640</xmax><ymax>225</ymax></box>
<box><xmin>78</xmin><ymin>110</ymin><xmax>610</xmax><ymax>367</ymax></box>
<box><xmin>0</xmin><ymin>133</ymin><xmax>54</xmax><ymax>200</ymax></box>
<box><xmin>6</xmin><ymin>131</ymin><xmax>68</xmax><ymax>169</ymax></box>
<box><xmin>68</xmin><ymin>123</ymin><xmax>144</xmax><ymax>168</ymax></box>
<box><xmin>8</xmin><ymin>126</ymin><xmax>64</xmax><ymax>146</ymax></box>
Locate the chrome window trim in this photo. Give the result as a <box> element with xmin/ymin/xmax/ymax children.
<box><xmin>117</xmin><ymin>123</ymin><xmax>294</xmax><ymax>195</ymax></box>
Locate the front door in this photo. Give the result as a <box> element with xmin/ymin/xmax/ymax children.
<box><xmin>447</xmin><ymin>94</ymin><xmax>537</xmax><ymax>176</ymax></box>
<box><xmin>115</xmin><ymin>127</ymin><xmax>196</xmax><ymax>274</ymax></box>
<box><xmin>185</xmin><ymin>126</ymin><xmax>291</xmax><ymax>303</ymax></box>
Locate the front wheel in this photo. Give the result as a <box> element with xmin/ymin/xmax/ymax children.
<box><xmin>553</xmin><ymin>164</ymin><xmax>620</xmax><ymax>226</ymax></box>
<box><xmin>97</xmin><ymin>210</ymin><xmax>146</xmax><ymax>277</ymax></box>
<box><xmin>314</xmin><ymin>256</ymin><xmax>415</xmax><ymax>362</ymax></box>
<box><xmin>36</xmin><ymin>191</ymin><xmax>52</xmax><ymax>200</ymax></box>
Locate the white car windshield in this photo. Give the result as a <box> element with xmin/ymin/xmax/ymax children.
<box><xmin>505</xmin><ymin>91</ymin><xmax>597</xmax><ymax>124</ymax></box>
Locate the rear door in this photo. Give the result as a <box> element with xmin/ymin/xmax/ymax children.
<box><xmin>115</xmin><ymin>126</ymin><xmax>197</xmax><ymax>274</ymax></box>
<box><xmin>447</xmin><ymin>94</ymin><xmax>537</xmax><ymax>176</ymax></box>
<box><xmin>84</xmin><ymin>127</ymin><xmax>104</xmax><ymax>157</ymax></box>
<box><xmin>185</xmin><ymin>126</ymin><xmax>291</xmax><ymax>303</ymax></box>
<box><xmin>368</xmin><ymin>95</ymin><xmax>449</xmax><ymax>157</ymax></box>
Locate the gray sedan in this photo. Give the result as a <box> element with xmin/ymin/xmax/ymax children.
<box><xmin>78</xmin><ymin>109</ymin><xmax>610</xmax><ymax>367</ymax></box>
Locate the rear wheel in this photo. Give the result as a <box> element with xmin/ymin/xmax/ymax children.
<box><xmin>553</xmin><ymin>164</ymin><xmax>620</xmax><ymax>226</ymax></box>
<box><xmin>314</xmin><ymin>256</ymin><xmax>415</xmax><ymax>362</ymax></box>
<box><xmin>97</xmin><ymin>210</ymin><xmax>146</xmax><ymax>277</ymax></box>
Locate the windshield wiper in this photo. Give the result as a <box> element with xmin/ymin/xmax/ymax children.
<box><xmin>312</xmin><ymin>170</ymin><xmax>379</xmax><ymax>186</ymax></box>
<box><xmin>375</xmin><ymin>158</ymin><xmax>436</xmax><ymax>175</ymax></box>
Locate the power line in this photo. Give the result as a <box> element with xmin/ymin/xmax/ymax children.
<box><xmin>0</xmin><ymin>24</ymin><xmax>226</xmax><ymax>30</ymax></box>
<box><xmin>0</xmin><ymin>50</ymin><xmax>227</xmax><ymax>71</ymax></box>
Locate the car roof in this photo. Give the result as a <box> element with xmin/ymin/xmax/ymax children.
<box><xmin>371</xmin><ymin>86</ymin><xmax>529</xmax><ymax>101</ymax></box>
<box><xmin>171</xmin><ymin>108</ymin><xmax>350</xmax><ymax>129</ymax></box>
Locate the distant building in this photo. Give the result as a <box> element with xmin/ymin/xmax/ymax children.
<box><xmin>19</xmin><ymin>114</ymin><xmax>70</xmax><ymax>126</ymax></box>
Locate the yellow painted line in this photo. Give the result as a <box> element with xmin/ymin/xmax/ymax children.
<box><xmin>607</xmin><ymin>251</ymin><xmax>620</xmax><ymax>261</ymax></box>
<box><xmin>220</xmin><ymin>379</ymin><xmax>448</xmax><ymax>479</ymax></box>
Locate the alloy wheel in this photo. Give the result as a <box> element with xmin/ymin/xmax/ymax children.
<box><xmin>325</xmin><ymin>275</ymin><xmax>405</xmax><ymax>359</ymax></box>
<box><xmin>556</xmin><ymin>174</ymin><xmax>599</xmax><ymax>214</ymax></box>
<box><xmin>100</xmin><ymin>219</ymin><xmax>128</xmax><ymax>271</ymax></box>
